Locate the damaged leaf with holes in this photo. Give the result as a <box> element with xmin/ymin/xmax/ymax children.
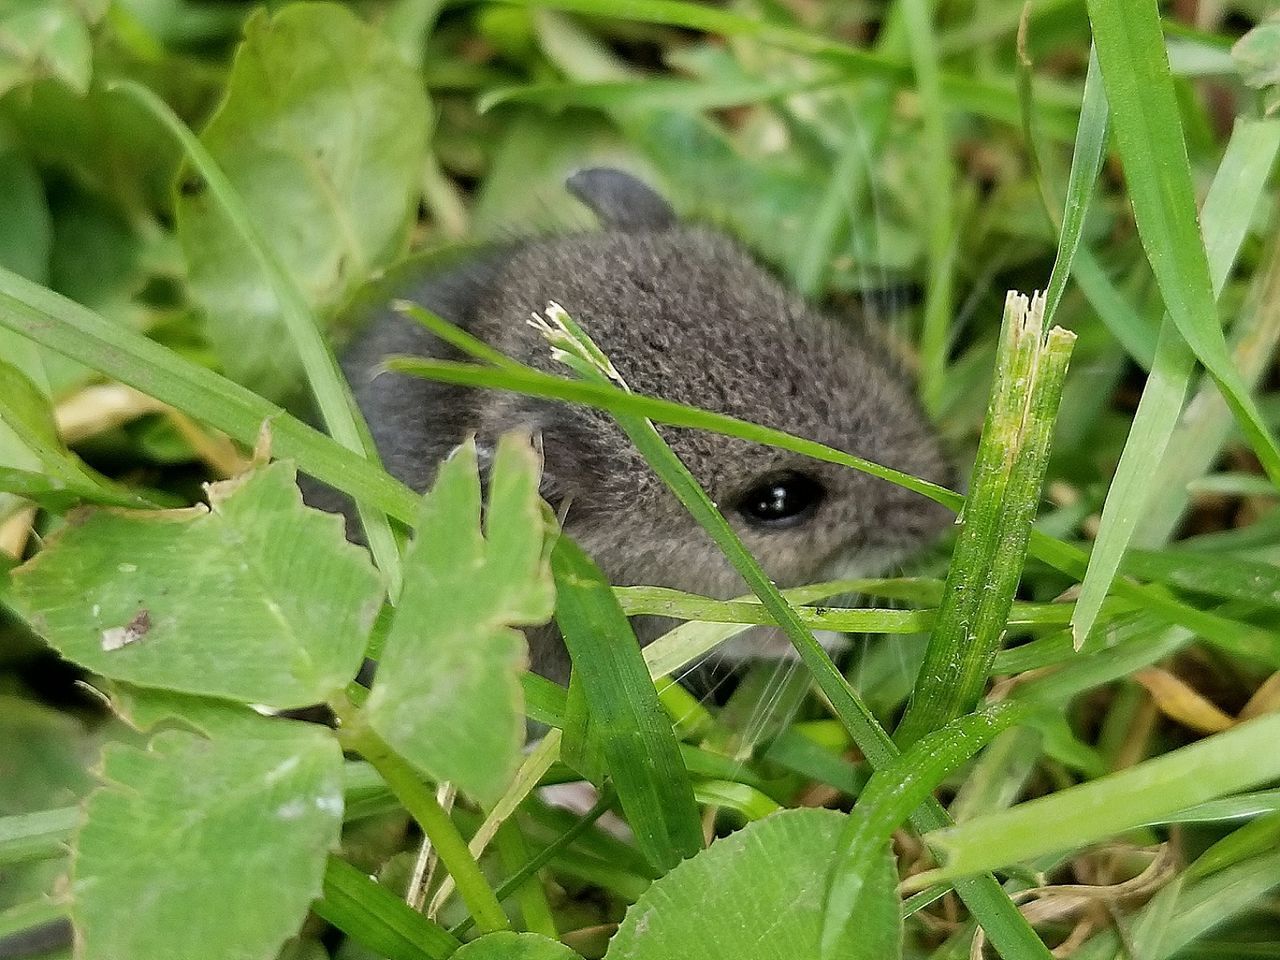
<box><xmin>9</xmin><ymin>461</ymin><xmax>384</xmax><ymax>708</ymax></box>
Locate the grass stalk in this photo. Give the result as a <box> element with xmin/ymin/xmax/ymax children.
<box><xmin>0</xmin><ymin>270</ymin><xmax>420</xmax><ymax>526</ymax></box>
<box><xmin>894</xmin><ymin>293</ymin><xmax>1075</xmax><ymax>747</ymax></box>
<box><xmin>821</xmin><ymin>703</ymin><xmax>1028</xmax><ymax>957</ymax></box>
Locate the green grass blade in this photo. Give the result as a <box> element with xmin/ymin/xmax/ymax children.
<box><xmin>1184</xmin><ymin>811</ymin><xmax>1280</xmax><ymax>881</ymax></box>
<box><xmin>1069</xmin><ymin>248</ymin><xmax>1158</xmax><ymax>369</ymax></box>
<box><xmin>1070</xmin><ymin>118</ymin><xmax>1280</xmax><ymax>646</ymax></box>
<box><xmin>765</xmin><ymin>729</ymin><xmax>866</xmax><ymax>796</ymax></box>
<box><xmin>1042</xmin><ymin>46</ymin><xmax>1108</xmax><ymax>324</ymax></box>
<box><xmin>315</xmin><ymin>856</ymin><xmax>459</xmax><ymax>960</ymax></box>
<box><xmin>1086</xmin><ymin>0</ymin><xmax>1280</xmax><ymax>485</ymax></box>
<box><xmin>397</xmin><ymin>302</ymin><xmax>525</xmax><ymax>373</ymax></box>
<box><xmin>1123</xmin><ymin>548</ymin><xmax>1280</xmax><ymax>610</ymax></box>
<box><xmin>449</xmin><ymin>789</ymin><xmax>618</xmax><ymax>940</ymax></box>
<box><xmin>619</xmin><ymin>585</ymin><xmax>1119</xmax><ymax>634</ymax></box>
<box><xmin>792</xmin><ymin>104</ymin><xmax>888</xmax><ymax>298</ymax></box>
<box><xmin>0</xmin><ymin>361</ymin><xmax>161</xmax><ymax>510</ymax></box>
<box><xmin>387</xmin><ymin>355</ymin><xmax>959</xmax><ymax>509</ymax></box>
<box><xmin>895</xmin><ymin>294</ymin><xmax>1075</xmax><ymax>747</ymax></box>
<box><xmin>1134</xmin><ymin>121</ymin><xmax>1280</xmax><ymax>547</ymax></box>
<box><xmin>1126</xmin><ymin>878</ymin><xmax>1182</xmax><ymax>960</ymax></box>
<box><xmin>918</xmin><ymin>712</ymin><xmax>1280</xmax><ymax>882</ymax></box>
<box><xmin>425</xmin><ymin>733</ymin><xmax>569</xmax><ymax>926</ymax></box>
<box><xmin>479</xmin><ymin>74</ymin><xmax>845</xmax><ymax>115</ymax></box>
<box><xmin>0</xmin><ymin>807</ymin><xmax>76</xmax><ymax>865</ymax></box>
<box><xmin>387</xmin><ymin>356</ymin><xmax>1278</xmax><ymax>667</ymax></box>
<box><xmin>1159</xmin><ymin>791</ymin><xmax>1280</xmax><ymax>827</ymax></box>
<box><xmin>1026</xmin><ymin>528</ymin><xmax>1280</xmax><ymax>666</ymax></box>
<box><xmin>900</xmin><ymin>0</ymin><xmax>955</xmax><ymax>415</ymax></box>
<box><xmin>822</xmin><ymin>703</ymin><xmax>1028</xmax><ymax>958</ymax></box>
<box><xmin>551</xmin><ymin>536</ymin><xmax>703</xmax><ymax>871</ymax></box>
<box><xmin>110</xmin><ymin>80</ymin><xmax>404</xmax><ymax>598</ymax></box>
<box><xmin>1022</xmin><ymin>596</ymin><xmax>1280</xmax><ymax>704</ymax></box>
<box><xmin>0</xmin><ymin>266</ymin><xmax>420</xmax><ymax>525</ymax></box>
<box><xmin>492</xmin><ymin>822</ymin><xmax>557</xmax><ymax>940</ymax></box>
<box><xmin>1153</xmin><ymin>849</ymin><xmax>1280</xmax><ymax>959</ymax></box>
<box><xmin>0</xmin><ymin>898</ymin><xmax>67</xmax><ymax>947</ymax></box>
<box><xmin>339</xmin><ymin>723</ymin><xmax>510</xmax><ymax>933</ymax></box>
<box><xmin>0</xmin><ymin>466</ymin><xmax>172</xmax><ymax>511</ymax></box>
<box><xmin>1072</xmin><ymin>321</ymin><xmax>1194</xmax><ymax>642</ymax></box>
<box><xmin>691</xmin><ymin>781</ymin><xmax>782</xmax><ymax>821</ymax></box>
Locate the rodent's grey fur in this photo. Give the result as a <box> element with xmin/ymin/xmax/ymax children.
<box><xmin>327</xmin><ymin>169</ymin><xmax>950</xmax><ymax>684</ymax></box>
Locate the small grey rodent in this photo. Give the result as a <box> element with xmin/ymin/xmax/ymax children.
<box><xmin>0</xmin><ymin>171</ymin><xmax>952</xmax><ymax>960</ymax></box>
<box><xmin>332</xmin><ymin>168</ymin><xmax>950</xmax><ymax>684</ymax></box>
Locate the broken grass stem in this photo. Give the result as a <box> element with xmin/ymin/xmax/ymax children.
<box><xmin>895</xmin><ymin>292</ymin><xmax>1075</xmax><ymax>749</ymax></box>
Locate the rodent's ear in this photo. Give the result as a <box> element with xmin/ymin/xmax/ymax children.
<box><xmin>565</xmin><ymin>167</ymin><xmax>676</xmax><ymax>230</ymax></box>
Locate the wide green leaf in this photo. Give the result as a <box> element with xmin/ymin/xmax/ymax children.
<box><xmin>11</xmin><ymin>461</ymin><xmax>383</xmax><ymax>708</ymax></box>
<box><xmin>74</xmin><ymin>722</ymin><xmax>343</xmax><ymax>960</ymax></box>
<box><xmin>604</xmin><ymin>809</ymin><xmax>888</xmax><ymax>960</ymax></box>
<box><xmin>365</xmin><ymin>434</ymin><xmax>554</xmax><ymax>805</ymax></box>
<box><xmin>175</xmin><ymin>2</ymin><xmax>429</xmax><ymax>398</ymax></box>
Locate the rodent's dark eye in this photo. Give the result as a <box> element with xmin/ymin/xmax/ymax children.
<box><xmin>734</xmin><ymin>472</ymin><xmax>825</xmax><ymax>528</ymax></box>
